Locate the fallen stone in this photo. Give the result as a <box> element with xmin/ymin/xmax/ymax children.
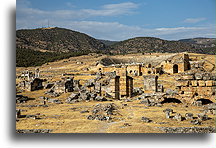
<box><xmin>163</xmin><ymin>108</ymin><xmax>173</xmax><ymax>114</ymax></box>
<box><xmin>95</xmin><ymin>96</ymin><xmax>107</xmax><ymax>101</ymax></box>
<box><xmin>174</xmin><ymin>113</ymin><xmax>183</xmax><ymax>121</ymax></box>
<box><xmin>16</xmin><ymin>95</ymin><xmax>32</xmax><ymax>103</ymax></box>
<box><xmin>197</xmin><ymin>113</ymin><xmax>208</xmax><ymax>121</ymax></box>
<box><xmin>185</xmin><ymin>113</ymin><xmax>193</xmax><ymax>120</ymax></box>
<box><xmin>80</xmin><ymin>110</ymin><xmax>89</xmax><ymax>113</ymax></box>
<box><xmin>48</xmin><ymin>98</ymin><xmax>62</xmax><ymax>104</ymax></box>
<box><xmin>141</xmin><ymin>117</ymin><xmax>151</xmax><ymax>123</ymax></box>
<box><xmin>191</xmin><ymin>120</ymin><xmax>201</xmax><ymax>125</ymax></box>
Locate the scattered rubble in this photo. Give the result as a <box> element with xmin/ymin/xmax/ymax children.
<box><xmin>16</xmin><ymin>129</ymin><xmax>53</xmax><ymax>133</ymax></box>
<box><xmin>185</xmin><ymin>113</ymin><xmax>194</xmax><ymax>120</ymax></box>
<box><xmin>197</xmin><ymin>113</ymin><xmax>208</xmax><ymax>121</ymax></box>
<box><xmin>163</xmin><ymin>108</ymin><xmax>173</xmax><ymax>119</ymax></box>
<box><xmin>191</xmin><ymin>120</ymin><xmax>201</xmax><ymax>125</ymax></box>
<box><xmin>87</xmin><ymin>103</ymin><xmax>119</xmax><ymax>121</ymax></box>
<box><xmin>16</xmin><ymin>95</ymin><xmax>33</xmax><ymax>103</ymax></box>
<box><xmin>66</xmin><ymin>90</ymin><xmax>108</xmax><ymax>103</ymax></box>
<box><xmin>173</xmin><ymin>113</ymin><xmax>183</xmax><ymax>121</ymax></box>
<box><xmin>158</xmin><ymin>127</ymin><xmax>215</xmax><ymax>133</ymax></box>
<box><xmin>139</xmin><ymin>93</ymin><xmax>165</xmax><ymax>107</ymax></box>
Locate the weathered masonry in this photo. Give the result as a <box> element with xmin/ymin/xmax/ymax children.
<box><xmin>101</xmin><ymin>53</ymin><xmax>191</xmax><ymax>76</ymax></box>
<box><xmin>109</xmin><ymin>75</ymin><xmax>133</xmax><ymax>99</ymax></box>
<box><xmin>176</xmin><ymin>73</ymin><xmax>215</xmax><ymax>104</ymax></box>
<box><xmin>143</xmin><ymin>75</ymin><xmax>158</xmax><ymax>92</ymax></box>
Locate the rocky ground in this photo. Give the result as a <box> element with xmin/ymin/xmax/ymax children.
<box><xmin>16</xmin><ymin>92</ymin><xmax>215</xmax><ymax>133</ymax></box>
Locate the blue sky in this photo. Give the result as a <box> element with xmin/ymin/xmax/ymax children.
<box><xmin>16</xmin><ymin>0</ymin><xmax>215</xmax><ymax>41</ymax></box>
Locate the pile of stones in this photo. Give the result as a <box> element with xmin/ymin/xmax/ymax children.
<box><xmin>163</xmin><ymin>108</ymin><xmax>210</xmax><ymax>125</ymax></box>
<box><xmin>16</xmin><ymin>95</ymin><xmax>32</xmax><ymax>103</ymax></box>
<box><xmin>87</xmin><ymin>103</ymin><xmax>119</xmax><ymax>121</ymax></box>
<box><xmin>139</xmin><ymin>93</ymin><xmax>165</xmax><ymax>107</ymax></box>
<box><xmin>45</xmin><ymin>89</ymin><xmax>60</xmax><ymax>97</ymax></box>
<box><xmin>66</xmin><ymin>90</ymin><xmax>107</xmax><ymax>103</ymax></box>
<box><xmin>203</xmin><ymin>103</ymin><xmax>216</xmax><ymax>115</ymax></box>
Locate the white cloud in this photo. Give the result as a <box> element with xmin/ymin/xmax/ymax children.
<box><xmin>83</xmin><ymin>2</ymin><xmax>138</xmax><ymax>16</ymax></box>
<box><xmin>17</xmin><ymin>1</ymin><xmax>139</xmax><ymax>20</ymax></box>
<box><xmin>65</xmin><ymin>2</ymin><xmax>76</xmax><ymax>8</ymax></box>
<box><xmin>16</xmin><ymin>0</ymin><xmax>215</xmax><ymax>40</ymax></box>
<box><xmin>53</xmin><ymin>21</ymin><xmax>215</xmax><ymax>40</ymax></box>
<box><xmin>156</xmin><ymin>27</ymin><xmax>204</xmax><ymax>31</ymax></box>
<box><xmin>183</xmin><ymin>18</ymin><xmax>206</xmax><ymax>23</ymax></box>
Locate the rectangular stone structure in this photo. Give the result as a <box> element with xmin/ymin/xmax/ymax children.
<box><xmin>143</xmin><ymin>75</ymin><xmax>158</xmax><ymax>92</ymax></box>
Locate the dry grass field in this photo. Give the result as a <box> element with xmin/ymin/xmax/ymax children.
<box><xmin>16</xmin><ymin>53</ymin><xmax>216</xmax><ymax>133</ymax></box>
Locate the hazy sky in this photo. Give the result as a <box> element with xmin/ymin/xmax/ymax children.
<box><xmin>16</xmin><ymin>0</ymin><xmax>216</xmax><ymax>41</ymax></box>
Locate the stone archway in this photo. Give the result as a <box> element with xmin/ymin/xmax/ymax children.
<box><xmin>194</xmin><ymin>98</ymin><xmax>213</xmax><ymax>105</ymax></box>
<box><xmin>173</xmin><ymin>64</ymin><xmax>178</xmax><ymax>73</ymax></box>
<box><xmin>161</xmin><ymin>98</ymin><xmax>182</xmax><ymax>104</ymax></box>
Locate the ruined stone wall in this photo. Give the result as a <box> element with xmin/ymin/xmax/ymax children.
<box><xmin>106</xmin><ymin>76</ymin><xmax>133</xmax><ymax>99</ymax></box>
<box><xmin>141</xmin><ymin>67</ymin><xmax>155</xmax><ymax>75</ymax></box>
<box><xmin>160</xmin><ymin>61</ymin><xmax>173</xmax><ymax>74</ymax></box>
<box><xmin>176</xmin><ymin>73</ymin><xmax>215</xmax><ymax>103</ymax></box>
<box><xmin>160</xmin><ymin>53</ymin><xmax>190</xmax><ymax>74</ymax></box>
<box><xmin>31</xmin><ymin>78</ymin><xmax>43</xmax><ymax>91</ymax></box>
<box><xmin>103</xmin><ymin>66</ymin><xmax>127</xmax><ymax>76</ymax></box>
<box><xmin>126</xmin><ymin>65</ymin><xmax>141</xmax><ymax>76</ymax></box>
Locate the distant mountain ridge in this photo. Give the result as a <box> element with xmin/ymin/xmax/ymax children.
<box><xmin>109</xmin><ymin>37</ymin><xmax>215</xmax><ymax>55</ymax></box>
<box><xmin>179</xmin><ymin>37</ymin><xmax>216</xmax><ymax>47</ymax></box>
<box><xmin>16</xmin><ymin>27</ymin><xmax>106</xmax><ymax>52</ymax></box>
<box><xmin>16</xmin><ymin>27</ymin><xmax>215</xmax><ymax>67</ymax></box>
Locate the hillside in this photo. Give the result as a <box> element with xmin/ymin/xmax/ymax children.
<box><xmin>16</xmin><ymin>27</ymin><xmax>106</xmax><ymax>52</ymax></box>
<box><xmin>16</xmin><ymin>27</ymin><xmax>215</xmax><ymax>67</ymax></box>
<box><xmin>110</xmin><ymin>37</ymin><xmax>215</xmax><ymax>54</ymax></box>
<box><xmin>179</xmin><ymin>37</ymin><xmax>216</xmax><ymax>47</ymax></box>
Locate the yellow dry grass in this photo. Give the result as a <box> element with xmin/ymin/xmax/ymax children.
<box><xmin>16</xmin><ymin>92</ymin><xmax>215</xmax><ymax>133</ymax></box>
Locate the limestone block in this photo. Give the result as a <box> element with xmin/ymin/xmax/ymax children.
<box><xmin>176</xmin><ymin>81</ymin><xmax>182</xmax><ymax>87</ymax></box>
<box><xmin>205</xmin><ymin>81</ymin><xmax>213</xmax><ymax>87</ymax></box>
<box><xmin>191</xmin><ymin>80</ymin><xmax>198</xmax><ymax>87</ymax></box>
<box><xmin>198</xmin><ymin>80</ymin><xmax>205</xmax><ymax>87</ymax></box>
<box><xmin>179</xmin><ymin>81</ymin><xmax>189</xmax><ymax>86</ymax></box>
<box><xmin>181</xmin><ymin>75</ymin><xmax>194</xmax><ymax>80</ymax></box>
